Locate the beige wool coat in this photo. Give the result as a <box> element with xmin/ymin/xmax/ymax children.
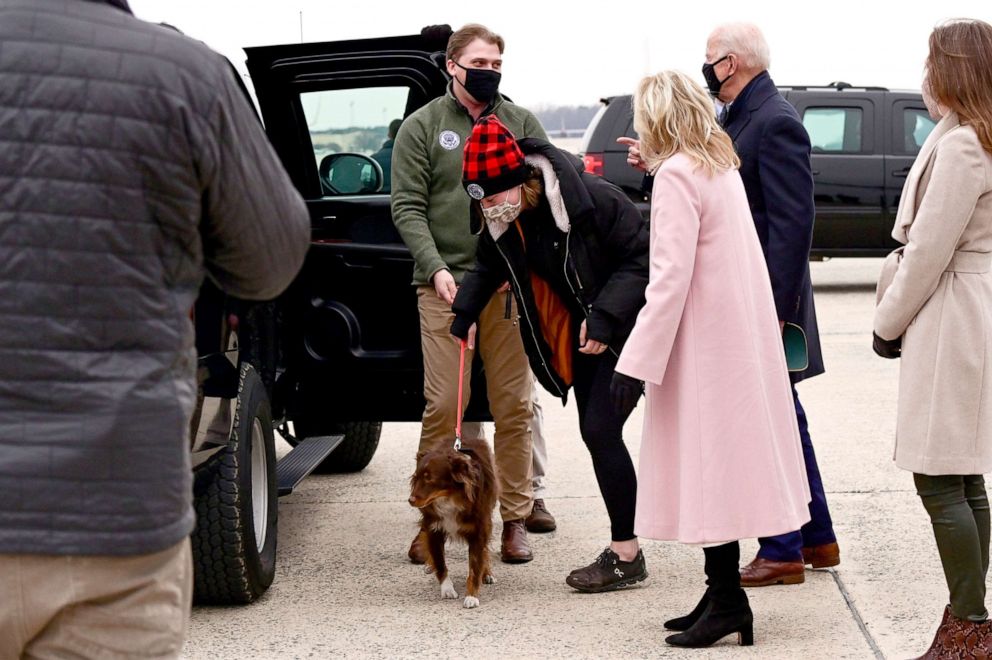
<box><xmin>875</xmin><ymin>112</ymin><xmax>992</xmax><ymax>475</ymax></box>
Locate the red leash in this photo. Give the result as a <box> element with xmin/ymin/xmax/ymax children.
<box><xmin>454</xmin><ymin>339</ymin><xmax>466</xmax><ymax>451</ymax></box>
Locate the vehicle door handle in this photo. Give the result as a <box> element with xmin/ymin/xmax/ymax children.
<box><xmin>811</xmin><ymin>170</ymin><xmax>820</xmax><ymax>176</ymax></box>
<box><xmin>892</xmin><ymin>168</ymin><xmax>911</xmax><ymax>178</ymax></box>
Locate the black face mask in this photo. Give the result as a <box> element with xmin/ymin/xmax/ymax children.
<box><xmin>702</xmin><ymin>55</ymin><xmax>732</xmax><ymax>96</ymax></box>
<box><xmin>454</xmin><ymin>62</ymin><xmax>501</xmax><ymax>105</ymax></box>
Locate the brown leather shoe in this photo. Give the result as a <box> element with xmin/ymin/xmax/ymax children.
<box><xmin>739</xmin><ymin>557</ymin><xmax>805</xmax><ymax>587</ymax></box>
<box><xmin>408</xmin><ymin>533</ymin><xmax>426</xmax><ymax>565</ymax></box>
<box><xmin>525</xmin><ymin>498</ymin><xmax>557</xmax><ymax>533</ymax></box>
<box><xmin>802</xmin><ymin>542</ymin><xmax>840</xmax><ymax>568</ymax></box>
<box><xmin>501</xmin><ymin>519</ymin><xmax>533</xmax><ymax>563</ymax></box>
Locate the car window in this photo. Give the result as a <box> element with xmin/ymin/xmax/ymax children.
<box><xmin>902</xmin><ymin>108</ymin><xmax>937</xmax><ymax>154</ymax></box>
<box><xmin>301</xmin><ymin>86</ymin><xmax>409</xmax><ymax>196</ymax></box>
<box><xmin>802</xmin><ymin>107</ymin><xmax>863</xmax><ymax>153</ymax></box>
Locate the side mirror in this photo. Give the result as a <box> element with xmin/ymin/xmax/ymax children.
<box><xmin>318</xmin><ymin>153</ymin><xmax>384</xmax><ymax>195</ymax></box>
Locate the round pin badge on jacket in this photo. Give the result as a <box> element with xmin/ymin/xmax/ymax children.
<box><xmin>439</xmin><ymin>130</ymin><xmax>461</xmax><ymax>150</ymax></box>
<box><xmin>467</xmin><ymin>183</ymin><xmax>485</xmax><ymax>200</ymax></box>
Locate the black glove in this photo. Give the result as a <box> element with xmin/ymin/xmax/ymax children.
<box><xmin>610</xmin><ymin>372</ymin><xmax>643</xmax><ymax>418</ymax></box>
<box><xmin>872</xmin><ymin>332</ymin><xmax>902</xmax><ymax>359</ymax></box>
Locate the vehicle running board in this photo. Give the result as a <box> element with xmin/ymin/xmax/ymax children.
<box><xmin>276</xmin><ymin>435</ymin><xmax>343</xmax><ymax>496</ymax></box>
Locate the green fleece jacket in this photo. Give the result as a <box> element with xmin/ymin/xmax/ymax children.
<box><xmin>391</xmin><ymin>85</ymin><xmax>548</xmax><ymax>285</ymax></box>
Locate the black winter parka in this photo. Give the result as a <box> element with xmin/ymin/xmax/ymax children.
<box><xmin>451</xmin><ymin>138</ymin><xmax>649</xmax><ymax>399</ymax></box>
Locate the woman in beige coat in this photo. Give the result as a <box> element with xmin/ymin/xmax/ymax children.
<box><xmin>874</xmin><ymin>19</ymin><xmax>992</xmax><ymax>657</ymax></box>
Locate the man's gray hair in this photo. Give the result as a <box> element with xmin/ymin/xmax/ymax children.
<box><xmin>710</xmin><ymin>23</ymin><xmax>771</xmax><ymax>71</ymax></box>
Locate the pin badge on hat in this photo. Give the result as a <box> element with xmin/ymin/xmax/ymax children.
<box><xmin>466</xmin><ymin>183</ymin><xmax>485</xmax><ymax>200</ymax></box>
<box><xmin>439</xmin><ymin>130</ymin><xmax>460</xmax><ymax>150</ymax></box>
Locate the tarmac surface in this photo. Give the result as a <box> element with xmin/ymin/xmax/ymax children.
<box><xmin>183</xmin><ymin>258</ymin><xmax>964</xmax><ymax>659</ymax></box>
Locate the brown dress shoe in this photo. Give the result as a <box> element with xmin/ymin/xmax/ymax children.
<box><xmin>802</xmin><ymin>542</ymin><xmax>840</xmax><ymax>568</ymax></box>
<box><xmin>408</xmin><ymin>533</ymin><xmax>426</xmax><ymax>565</ymax></box>
<box><xmin>501</xmin><ymin>519</ymin><xmax>533</xmax><ymax>563</ymax></box>
<box><xmin>526</xmin><ymin>498</ymin><xmax>557</xmax><ymax>533</ymax></box>
<box><xmin>739</xmin><ymin>557</ymin><xmax>805</xmax><ymax>587</ymax></box>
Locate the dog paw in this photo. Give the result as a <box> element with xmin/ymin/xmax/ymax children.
<box><xmin>440</xmin><ymin>577</ymin><xmax>458</xmax><ymax>599</ymax></box>
<box><xmin>483</xmin><ymin>573</ymin><xmax>496</xmax><ymax>585</ymax></box>
<box><xmin>463</xmin><ymin>596</ymin><xmax>479</xmax><ymax>609</ymax></box>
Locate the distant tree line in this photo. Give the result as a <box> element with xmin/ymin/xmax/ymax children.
<box><xmin>531</xmin><ymin>104</ymin><xmax>601</xmax><ymax>135</ymax></box>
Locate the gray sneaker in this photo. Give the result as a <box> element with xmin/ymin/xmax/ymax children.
<box><xmin>566</xmin><ymin>548</ymin><xmax>648</xmax><ymax>593</ymax></box>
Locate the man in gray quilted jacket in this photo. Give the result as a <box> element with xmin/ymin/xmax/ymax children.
<box><xmin>0</xmin><ymin>0</ymin><xmax>310</xmax><ymax>656</ymax></box>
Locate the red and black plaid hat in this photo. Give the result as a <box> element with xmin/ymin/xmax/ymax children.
<box><xmin>462</xmin><ymin>115</ymin><xmax>529</xmax><ymax>201</ymax></box>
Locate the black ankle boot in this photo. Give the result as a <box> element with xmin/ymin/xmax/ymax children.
<box><xmin>666</xmin><ymin>542</ymin><xmax>754</xmax><ymax>648</ymax></box>
<box><xmin>664</xmin><ymin>541</ymin><xmax>723</xmax><ymax>631</ymax></box>
<box><xmin>665</xmin><ymin>601</ymin><xmax>754</xmax><ymax>647</ymax></box>
<box><xmin>664</xmin><ymin>592</ymin><xmax>708</xmax><ymax>631</ymax></box>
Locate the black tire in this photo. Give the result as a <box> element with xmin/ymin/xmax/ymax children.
<box><xmin>191</xmin><ymin>364</ymin><xmax>278</xmax><ymax>604</ymax></box>
<box><xmin>293</xmin><ymin>417</ymin><xmax>382</xmax><ymax>474</ymax></box>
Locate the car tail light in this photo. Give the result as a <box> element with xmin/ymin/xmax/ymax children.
<box><xmin>583</xmin><ymin>153</ymin><xmax>604</xmax><ymax>176</ymax></box>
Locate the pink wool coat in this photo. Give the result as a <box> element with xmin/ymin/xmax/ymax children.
<box><xmin>616</xmin><ymin>153</ymin><xmax>811</xmax><ymax>544</ymax></box>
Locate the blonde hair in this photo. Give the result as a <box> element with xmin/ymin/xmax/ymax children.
<box><xmin>927</xmin><ymin>18</ymin><xmax>992</xmax><ymax>154</ymax></box>
<box><xmin>633</xmin><ymin>70</ymin><xmax>740</xmax><ymax>175</ymax></box>
<box><xmin>521</xmin><ymin>172</ymin><xmax>543</xmax><ymax>209</ymax></box>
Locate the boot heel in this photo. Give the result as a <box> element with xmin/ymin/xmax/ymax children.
<box><xmin>738</xmin><ymin>624</ymin><xmax>754</xmax><ymax>646</ymax></box>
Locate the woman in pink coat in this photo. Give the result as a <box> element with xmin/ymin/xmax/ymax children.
<box><xmin>615</xmin><ymin>70</ymin><xmax>811</xmax><ymax>648</ymax></box>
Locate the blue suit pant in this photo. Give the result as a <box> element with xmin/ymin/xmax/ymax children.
<box><xmin>757</xmin><ymin>387</ymin><xmax>836</xmax><ymax>562</ymax></box>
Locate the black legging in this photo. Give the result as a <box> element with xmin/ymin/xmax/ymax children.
<box><xmin>572</xmin><ymin>348</ymin><xmax>637</xmax><ymax>541</ymax></box>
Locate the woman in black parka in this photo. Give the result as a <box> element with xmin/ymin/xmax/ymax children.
<box><xmin>451</xmin><ymin>115</ymin><xmax>649</xmax><ymax>591</ymax></box>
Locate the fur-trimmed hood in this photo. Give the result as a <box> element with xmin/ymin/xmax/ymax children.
<box><xmin>518</xmin><ymin>138</ymin><xmax>596</xmax><ymax>226</ymax></box>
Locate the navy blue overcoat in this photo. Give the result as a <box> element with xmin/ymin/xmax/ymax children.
<box><xmin>723</xmin><ymin>71</ymin><xmax>824</xmax><ymax>382</ymax></box>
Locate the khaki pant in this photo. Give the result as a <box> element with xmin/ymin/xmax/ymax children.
<box><xmin>463</xmin><ymin>380</ymin><xmax>549</xmax><ymax>498</ymax></box>
<box><xmin>418</xmin><ymin>287</ymin><xmax>533</xmax><ymax>521</ymax></box>
<box><xmin>531</xmin><ymin>384</ymin><xmax>548</xmax><ymax>499</ymax></box>
<box><xmin>0</xmin><ymin>539</ymin><xmax>192</xmax><ymax>660</ymax></box>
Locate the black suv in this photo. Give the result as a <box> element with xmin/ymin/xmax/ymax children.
<box><xmin>580</xmin><ymin>85</ymin><xmax>937</xmax><ymax>257</ymax></box>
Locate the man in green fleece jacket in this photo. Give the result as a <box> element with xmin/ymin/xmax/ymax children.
<box><xmin>392</xmin><ymin>23</ymin><xmax>548</xmax><ymax>565</ymax></box>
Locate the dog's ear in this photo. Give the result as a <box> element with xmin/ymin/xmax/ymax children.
<box><xmin>449</xmin><ymin>453</ymin><xmax>478</xmax><ymax>502</ymax></box>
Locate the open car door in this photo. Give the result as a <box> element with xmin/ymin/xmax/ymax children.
<box><xmin>245</xmin><ymin>34</ymin><xmax>491</xmax><ymax>430</ymax></box>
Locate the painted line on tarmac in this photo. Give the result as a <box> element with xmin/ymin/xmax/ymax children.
<box><xmin>829</xmin><ymin>567</ymin><xmax>886</xmax><ymax>659</ymax></box>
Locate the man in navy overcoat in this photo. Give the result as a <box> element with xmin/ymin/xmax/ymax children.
<box><xmin>706</xmin><ymin>22</ymin><xmax>838</xmax><ymax>586</ymax></box>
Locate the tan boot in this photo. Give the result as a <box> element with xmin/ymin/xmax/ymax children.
<box><xmin>525</xmin><ymin>498</ymin><xmax>557</xmax><ymax>533</ymax></box>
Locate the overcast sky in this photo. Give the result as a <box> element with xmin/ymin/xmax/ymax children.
<box><xmin>129</xmin><ymin>1</ymin><xmax>990</xmax><ymax>109</ymax></box>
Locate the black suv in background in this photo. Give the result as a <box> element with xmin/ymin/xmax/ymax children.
<box><xmin>580</xmin><ymin>84</ymin><xmax>936</xmax><ymax>257</ymax></box>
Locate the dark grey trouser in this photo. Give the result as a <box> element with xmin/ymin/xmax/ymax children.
<box><xmin>914</xmin><ymin>473</ymin><xmax>991</xmax><ymax>621</ymax></box>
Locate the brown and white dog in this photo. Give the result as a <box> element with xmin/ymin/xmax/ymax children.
<box><xmin>408</xmin><ymin>437</ymin><xmax>498</xmax><ymax>608</ymax></box>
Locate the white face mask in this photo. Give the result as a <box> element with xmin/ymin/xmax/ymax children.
<box><xmin>481</xmin><ymin>186</ymin><xmax>522</xmax><ymax>224</ymax></box>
